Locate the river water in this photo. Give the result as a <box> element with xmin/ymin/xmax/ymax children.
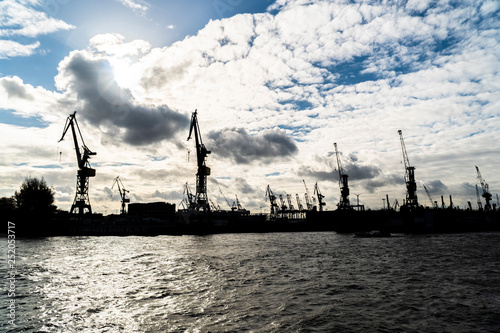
<box><xmin>2</xmin><ymin>232</ymin><xmax>500</xmax><ymax>332</ymax></box>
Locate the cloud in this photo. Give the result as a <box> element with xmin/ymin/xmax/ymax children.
<box><xmin>55</xmin><ymin>50</ymin><xmax>189</xmax><ymax>146</ymax></box>
<box><xmin>0</xmin><ymin>76</ymin><xmax>34</xmax><ymax>100</ymax></box>
<box><xmin>0</xmin><ymin>0</ymin><xmax>74</xmax><ymax>58</ymax></box>
<box><xmin>0</xmin><ymin>40</ymin><xmax>40</xmax><ymax>58</ymax></box>
<box><xmin>207</xmin><ymin>127</ymin><xmax>298</xmax><ymax>164</ymax></box>
<box><xmin>89</xmin><ymin>33</ymin><xmax>151</xmax><ymax>57</ymax></box>
<box><xmin>116</xmin><ymin>0</ymin><xmax>149</xmax><ymax>14</ymax></box>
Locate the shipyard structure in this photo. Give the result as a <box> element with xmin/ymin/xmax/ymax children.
<box><xmin>51</xmin><ymin>111</ymin><xmax>499</xmax><ymax>236</ymax></box>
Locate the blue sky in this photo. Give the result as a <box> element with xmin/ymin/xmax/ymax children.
<box><xmin>1</xmin><ymin>0</ymin><xmax>499</xmax><ymax>213</ymax></box>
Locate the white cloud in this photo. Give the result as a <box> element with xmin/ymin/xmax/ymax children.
<box><xmin>0</xmin><ymin>0</ymin><xmax>74</xmax><ymax>37</ymax></box>
<box><xmin>0</xmin><ymin>0</ymin><xmax>75</xmax><ymax>58</ymax></box>
<box><xmin>0</xmin><ymin>39</ymin><xmax>40</xmax><ymax>58</ymax></box>
<box><xmin>116</xmin><ymin>0</ymin><xmax>148</xmax><ymax>14</ymax></box>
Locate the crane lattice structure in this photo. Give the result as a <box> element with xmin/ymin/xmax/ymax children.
<box><xmin>398</xmin><ymin>130</ymin><xmax>418</xmax><ymax>210</ymax></box>
<box><xmin>334</xmin><ymin>143</ymin><xmax>350</xmax><ymax>209</ymax></box>
<box><xmin>111</xmin><ymin>176</ymin><xmax>130</xmax><ymax>215</ymax></box>
<box><xmin>475</xmin><ymin>166</ymin><xmax>492</xmax><ymax>210</ymax></box>
<box><xmin>187</xmin><ymin>110</ymin><xmax>211</xmax><ymax>212</ymax></box>
<box><xmin>58</xmin><ymin>112</ymin><xmax>96</xmax><ymax>216</ymax></box>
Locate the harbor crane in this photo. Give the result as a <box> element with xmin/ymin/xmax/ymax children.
<box><xmin>475</xmin><ymin>185</ymin><xmax>483</xmax><ymax>210</ymax></box>
<box><xmin>279</xmin><ymin>194</ymin><xmax>288</xmax><ymax>212</ymax></box>
<box><xmin>303</xmin><ymin>180</ymin><xmax>314</xmax><ymax>210</ymax></box>
<box><xmin>219</xmin><ymin>188</ymin><xmax>235</xmax><ymax>211</ymax></box>
<box><xmin>313</xmin><ymin>183</ymin><xmax>325</xmax><ymax>212</ymax></box>
<box><xmin>58</xmin><ymin>111</ymin><xmax>96</xmax><ymax>216</ymax></box>
<box><xmin>334</xmin><ymin>143</ymin><xmax>350</xmax><ymax>209</ymax></box>
<box><xmin>398</xmin><ymin>130</ymin><xmax>418</xmax><ymax>210</ymax></box>
<box><xmin>295</xmin><ymin>194</ymin><xmax>304</xmax><ymax>211</ymax></box>
<box><xmin>423</xmin><ymin>184</ymin><xmax>437</xmax><ymax>208</ymax></box>
<box><xmin>286</xmin><ymin>194</ymin><xmax>295</xmax><ymax>211</ymax></box>
<box><xmin>475</xmin><ymin>166</ymin><xmax>492</xmax><ymax>210</ymax></box>
<box><xmin>111</xmin><ymin>176</ymin><xmax>130</xmax><ymax>215</ymax></box>
<box><xmin>265</xmin><ymin>185</ymin><xmax>278</xmax><ymax>216</ymax></box>
<box><xmin>187</xmin><ymin>110</ymin><xmax>211</xmax><ymax>211</ymax></box>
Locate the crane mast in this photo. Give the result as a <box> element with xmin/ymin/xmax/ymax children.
<box><xmin>398</xmin><ymin>130</ymin><xmax>418</xmax><ymax>210</ymax></box>
<box><xmin>334</xmin><ymin>143</ymin><xmax>350</xmax><ymax>209</ymax></box>
<box><xmin>58</xmin><ymin>112</ymin><xmax>96</xmax><ymax>216</ymax></box>
<box><xmin>475</xmin><ymin>166</ymin><xmax>492</xmax><ymax>210</ymax></box>
<box><xmin>111</xmin><ymin>176</ymin><xmax>130</xmax><ymax>214</ymax></box>
<box><xmin>187</xmin><ymin>110</ymin><xmax>211</xmax><ymax>211</ymax></box>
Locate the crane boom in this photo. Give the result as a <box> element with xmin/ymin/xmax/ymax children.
<box><xmin>475</xmin><ymin>166</ymin><xmax>492</xmax><ymax>210</ymax></box>
<box><xmin>187</xmin><ymin>110</ymin><xmax>211</xmax><ymax>211</ymax></box>
<box><xmin>58</xmin><ymin>112</ymin><xmax>96</xmax><ymax>215</ymax></box>
<box><xmin>398</xmin><ymin>130</ymin><xmax>418</xmax><ymax>209</ymax></box>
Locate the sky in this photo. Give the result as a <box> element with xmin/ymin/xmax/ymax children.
<box><xmin>1</xmin><ymin>0</ymin><xmax>499</xmax><ymax>214</ymax></box>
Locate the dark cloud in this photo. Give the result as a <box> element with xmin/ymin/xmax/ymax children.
<box><xmin>346</xmin><ymin>164</ymin><xmax>381</xmax><ymax>180</ymax></box>
<box><xmin>208</xmin><ymin>128</ymin><xmax>298</xmax><ymax>164</ymax></box>
<box><xmin>297</xmin><ymin>162</ymin><xmax>381</xmax><ymax>182</ymax></box>
<box><xmin>141</xmin><ymin>62</ymin><xmax>191</xmax><ymax>91</ymax></box>
<box><xmin>57</xmin><ymin>52</ymin><xmax>188</xmax><ymax>145</ymax></box>
<box><xmin>297</xmin><ymin>165</ymin><xmax>336</xmax><ymax>182</ymax></box>
<box><xmin>1</xmin><ymin>77</ymin><xmax>33</xmax><ymax>100</ymax></box>
<box><xmin>234</xmin><ymin>177</ymin><xmax>255</xmax><ymax>194</ymax></box>
<box><xmin>364</xmin><ymin>174</ymin><xmax>403</xmax><ymax>193</ymax></box>
<box><xmin>426</xmin><ymin>180</ymin><xmax>448</xmax><ymax>194</ymax></box>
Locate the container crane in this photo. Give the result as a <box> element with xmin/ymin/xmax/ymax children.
<box><xmin>334</xmin><ymin>143</ymin><xmax>350</xmax><ymax>209</ymax></box>
<box><xmin>475</xmin><ymin>166</ymin><xmax>492</xmax><ymax>210</ymax></box>
<box><xmin>111</xmin><ymin>176</ymin><xmax>130</xmax><ymax>215</ymax></box>
<box><xmin>187</xmin><ymin>110</ymin><xmax>211</xmax><ymax>211</ymax></box>
<box><xmin>314</xmin><ymin>183</ymin><xmax>325</xmax><ymax>212</ymax></box>
<box><xmin>58</xmin><ymin>111</ymin><xmax>96</xmax><ymax>216</ymax></box>
<box><xmin>398</xmin><ymin>130</ymin><xmax>418</xmax><ymax>210</ymax></box>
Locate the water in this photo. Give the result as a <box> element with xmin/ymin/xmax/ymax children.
<box><xmin>2</xmin><ymin>232</ymin><xmax>500</xmax><ymax>332</ymax></box>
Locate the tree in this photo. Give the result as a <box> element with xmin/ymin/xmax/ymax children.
<box><xmin>0</xmin><ymin>196</ymin><xmax>16</xmax><ymax>223</ymax></box>
<box><xmin>15</xmin><ymin>177</ymin><xmax>56</xmax><ymax>218</ymax></box>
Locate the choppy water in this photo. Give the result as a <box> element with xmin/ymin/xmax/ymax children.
<box><xmin>2</xmin><ymin>232</ymin><xmax>500</xmax><ymax>332</ymax></box>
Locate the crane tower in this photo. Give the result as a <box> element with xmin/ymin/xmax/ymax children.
<box><xmin>58</xmin><ymin>112</ymin><xmax>96</xmax><ymax>216</ymax></box>
<box><xmin>398</xmin><ymin>130</ymin><xmax>418</xmax><ymax>210</ymax></box>
<box><xmin>334</xmin><ymin>143</ymin><xmax>350</xmax><ymax>209</ymax></box>
<box><xmin>187</xmin><ymin>110</ymin><xmax>211</xmax><ymax>211</ymax></box>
